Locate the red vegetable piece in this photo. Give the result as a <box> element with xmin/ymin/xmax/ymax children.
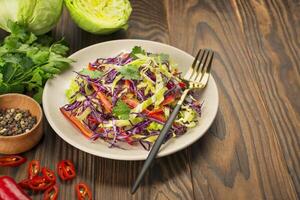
<box><xmin>87</xmin><ymin>63</ymin><xmax>96</xmax><ymax>71</ymax></box>
<box><xmin>43</xmin><ymin>184</ymin><xmax>58</xmax><ymax>200</ymax></box>
<box><xmin>57</xmin><ymin>160</ymin><xmax>76</xmax><ymax>181</ymax></box>
<box><xmin>29</xmin><ymin>176</ymin><xmax>54</xmax><ymax>191</ymax></box>
<box><xmin>28</xmin><ymin>160</ymin><xmax>40</xmax><ymax>179</ymax></box>
<box><xmin>91</xmin><ymin>83</ymin><xmax>112</xmax><ymax>113</ymax></box>
<box><xmin>0</xmin><ymin>176</ymin><xmax>31</xmax><ymax>200</ymax></box>
<box><xmin>42</xmin><ymin>167</ymin><xmax>56</xmax><ymax>183</ymax></box>
<box><xmin>179</xmin><ymin>81</ymin><xmax>186</xmax><ymax>89</ymax></box>
<box><xmin>76</xmin><ymin>183</ymin><xmax>92</xmax><ymax>200</ymax></box>
<box><xmin>60</xmin><ymin>107</ymin><xmax>94</xmax><ymax>138</ymax></box>
<box><xmin>19</xmin><ymin>179</ymin><xmax>32</xmax><ymax>190</ymax></box>
<box><xmin>0</xmin><ymin>155</ymin><xmax>27</xmax><ymax>167</ymax></box>
<box><xmin>161</xmin><ymin>95</ymin><xmax>175</xmax><ymax>106</ymax></box>
<box><xmin>148</xmin><ymin>109</ymin><xmax>164</xmax><ymax>115</ymax></box>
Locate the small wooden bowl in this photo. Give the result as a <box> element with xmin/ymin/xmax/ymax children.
<box><xmin>0</xmin><ymin>93</ymin><xmax>43</xmax><ymax>154</ymax></box>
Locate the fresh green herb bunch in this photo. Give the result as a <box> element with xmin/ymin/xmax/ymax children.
<box><xmin>0</xmin><ymin>22</ymin><xmax>72</xmax><ymax>103</ymax></box>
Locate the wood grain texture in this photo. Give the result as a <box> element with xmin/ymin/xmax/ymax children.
<box><xmin>0</xmin><ymin>0</ymin><xmax>299</xmax><ymax>199</ymax></box>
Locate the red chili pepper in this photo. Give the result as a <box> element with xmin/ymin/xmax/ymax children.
<box><xmin>28</xmin><ymin>176</ymin><xmax>54</xmax><ymax>191</ymax></box>
<box><xmin>76</xmin><ymin>183</ymin><xmax>92</xmax><ymax>200</ymax></box>
<box><xmin>42</xmin><ymin>167</ymin><xmax>56</xmax><ymax>183</ymax></box>
<box><xmin>28</xmin><ymin>160</ymin><xmax>40</xmax><ymax>179</ymax></box>
<box><xmin>0</xmin><ymin>155</ymin><xmax>27</xmax><ymax>167</ymax></box>
<box><xmin>43</xmin><ymin>184</ymin><xmax>58</xmax><ymax>200</ymax></box>
<box><xmin>60</xmin><ymin>107</ymin><xmax>94</xmax><ymax>138</ymax></box>
<box><xmin>57</xmin><ymin>160</ymin><xmax>76</xmax><ymax>181</ymax></box>
<box><xmin>0</xmin><ymin>176</ymin><xmax>32</xmax><ymax>200</ymax></box>
<box><xmin>19</xmin><ymin>179</ymin><xmax>32</xmax><ymax>190</ymax></box>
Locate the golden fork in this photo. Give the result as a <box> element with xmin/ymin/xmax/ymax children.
<box><xmin>131</xmin><ymin>49</ymin><xmax>214</xmax><ymax>194</ymax></box>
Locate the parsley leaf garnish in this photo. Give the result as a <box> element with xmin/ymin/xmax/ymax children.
<box><xmin>118</xmin><ymin>64</ymin><xmax>140</xmax><ymax>80</ymax></box>
<box><xmin>130</xmin><ymin>46</ymin><xmax>146</xmax><ymax>59</ymax></box>
<box><xmin>113</xmin><ymin>100</ymin><xmax>131</xmax><ymax>120</ymax></box>
<box><xmin>79</xmin><ymin>69</ymin><xmax>103</xmax><ymax>79</ymax></box>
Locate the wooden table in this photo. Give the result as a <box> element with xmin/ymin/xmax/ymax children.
<box><xmin>0</xmin><ymin>0</ymin><xmax>299</xmax><ymax>199</ymax></box>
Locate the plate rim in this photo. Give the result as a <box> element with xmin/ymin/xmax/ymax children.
<box><xmin>43</xmin><ymin>39</ymin><xmax>219</xmax><ymax>160</ymax></box>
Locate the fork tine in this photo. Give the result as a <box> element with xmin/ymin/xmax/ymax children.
<box><xmin>191</xmin><ymin>49</ymin><xmax>209</xmax><ymax>82</ymax></box>
<box><xmin>196</xmin><ymin>50</ymin><xmax>214</xmax><ymax>85</ymax></box>
<box><xmin>184</xmin><ymin>49</ymin><xmax>201</xmax><ymax>80</ymax></box>
<box><xmin>190</xmin><ymin>50</ymin><xmax>206</xmax><ymax>81</ymax></box>
<box><xmin>195</xmin><ymin>50</ymin><xmax>213</xmax><ymax>82</ymax></box>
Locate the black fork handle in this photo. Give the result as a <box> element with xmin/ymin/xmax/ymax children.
<box><xmin>131</xmin><ymin>103</ymin><xmax>182</xmax><ymax>194</ymax></box>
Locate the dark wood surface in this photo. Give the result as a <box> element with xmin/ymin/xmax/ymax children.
<box><xmin>0</xmin><ymin>0</ymin><xmax>299</xmax><ymax>199</ymax></box>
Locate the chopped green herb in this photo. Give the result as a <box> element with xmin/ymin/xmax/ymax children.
<box><xmin>113</xmin><ymin>100</ymin><xmax>131</xmax><ymax>120</ymax></box>
<box><xmin>118</xmin><ymin>64</ymin><xmax>140</xmax><ymax>80</ymax></box>
<box><xmin>130</xmin><ymin>46</ymin><xmax>146</xmax><ymax>59</ymax></box>
<box><xmin>79</xmin><ymin>69</ymin><xmax>103</xmax><ymax>79</ymax></box>
<box><xmin>0</xmin><ymin>22</ymin><xmax>71</xmax><ymax>103</ymax></box>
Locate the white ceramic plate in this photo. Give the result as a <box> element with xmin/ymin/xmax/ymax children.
<box><xmin>43</xmin><ymin>39</ymin><xmax>219</xmax><ymax>160</ymax></box>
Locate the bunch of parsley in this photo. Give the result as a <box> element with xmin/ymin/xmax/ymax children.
<box><xmin>0</xmin><ymin>22</ymin><xmax>71</xmax><ymax>103</ymax></box>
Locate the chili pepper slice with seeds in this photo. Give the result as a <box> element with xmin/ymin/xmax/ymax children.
<box><xmin>0</xmin><ymin>155</ymin><xmax>27</xmax><ymax>167</ymax></box>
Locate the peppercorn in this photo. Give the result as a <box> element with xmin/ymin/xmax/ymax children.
<box><xmin>0</xmin><ymin>108</ymin><xmax>37</xmax><ymax>136</ymax></box>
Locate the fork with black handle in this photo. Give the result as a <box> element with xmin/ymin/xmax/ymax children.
<box><xmin>131</xmin><ymin>49</ymin><xmax>214</xmax><ymax>194</ymax></box>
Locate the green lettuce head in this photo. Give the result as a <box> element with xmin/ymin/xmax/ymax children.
<box><xmin>64</xmin><ymin>0</ymin><xmax>132</xmax><ymax>35</ymax></box>
<box><xmin>0</xmin><ymin>0</ymin><xmax>63</xmax><ymax>35</ymax></box>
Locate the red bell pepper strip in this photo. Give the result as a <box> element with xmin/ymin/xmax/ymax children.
<box><xmin>28</xmin><ymin>176</ymin><xmax>54</xmax><ymax>191</ymax></box>
<box><xmin>42</xmin><ymin>167</ymin><xmax>56</xmax><ymax>183</ymax></box>
<box><xmin>28</xmin><ymin>160</ymin><xmax>40</xmax><ymax>179</ymax></box>
<box><xmin>57</xmin><ymin>160</ymin><xmax>76</xmax><ymax>181</ymax></box>
<box><xmin>0</xmin><ymin>176</ymin><xmax>32</xmax><ymax>200</ymax></box>
<box><xmin>148</xmin><ymin>109</ymin><xmax>164</xmax><ymax>115</ymax></box>
<box><xmin>122</xmin><ymin>98</ymin><xmax>166</xmax><ymax>122</ymax></box>
<box><xmin>91</xmin><ymin>84</ymin><xmax>112</xmax><ymax>113</ymax></box>
<box><xmin>161</xmin><ymin>95</ymin><xmax>175</xmax><ymax>106</ymax></box>
<box><xmin>0</xmin><ymin>155</ymin><xmax>27</xmax><ymax>167</ymax></box>
<box><xmin>43</xmin><ymin>184</ymin><xmax>58</xmax><ymax>200</ymax></box>
<box><xmin>75</xmin><ymin>183</ymin><xmax>92</xmax><ymax>200</ymax></box>
<box><xmin>179</xmin><ymin>81</ymin><xmax>186</xmax><ymax>89</ymax></box>
<box><xmin>60</xmin><ymin>107</ymin><xmax>94</xmax><ymax>138</ymax></box>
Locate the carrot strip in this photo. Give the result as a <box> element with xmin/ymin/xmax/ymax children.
<box><xmin>60</xmin><ymin>108</ymin><xmax>94</xmax><ymax>138</ymax></box>
<box><xmin>91</xmin><ymin>84</ymin><xmax>112</xmax><ymax>113</ymax></box>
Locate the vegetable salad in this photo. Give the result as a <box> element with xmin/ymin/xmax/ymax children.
<box><xmin>60</xmin><ymin>47</ymin><xmax>203</xmax><ymax>150</ymax></box>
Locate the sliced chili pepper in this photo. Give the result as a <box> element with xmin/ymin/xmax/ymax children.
<box><xmin>91</xmin><ymin>84</ymin><xmax>112</xmax><ymax>112</ymax></box>
<box><xmin>76</xmin><ymin>183</ymin><xmax>92</xmax><ymax>200</ymax></box>
<box><xmin>43</xmin><ymin>184</ymin><xmax>58</xmax><ymax>200</ymax></box>
<box><xmin>161</xmin><ymin>95</ymin><xmax>175</xmax><ymax>106</ymax></box>
<box><xmin>57</xmin><ymin>160</ymin><xmax>76</xmax><ymax>181</ymax></box>
<box><xmin>60</xmin><ymin>107</ymin><xmax>94</xmax><ymax>138</ymax></box>
<box><xmin>28</xmin><ymin>160</ymin><xmax>40</xmax><ymax>179</ymax></box>
<box><xmin>179</xmin><ymin>81</ymin><xmax>186</xmax><ymax>89</ymax></box>
<box><xmin>28</xmin><ymin>176</ymin><xmax>54</xmax><ymax>191</ymax></box>
<box><xmin>42</xmin><ymin>167</ymin><xmax>56</xmax><ymax>183</ymax></box>
<box><xmin>18</xmin><ymin>179</ymin><xmax>32</xmax><ymax>190</ymax></box>
<box><xmin>0</xmin><ymin>155</ymin><xmax>27</xmax><ymax>167</ymax></box>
